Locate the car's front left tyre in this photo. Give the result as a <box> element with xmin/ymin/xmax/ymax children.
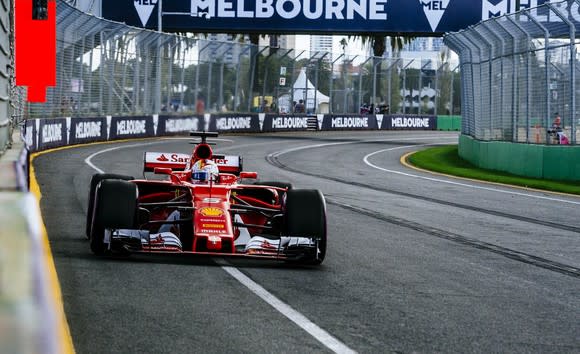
<box><xmin>89</xmin><ymin>179</ymin><xmax>138</xmax><ymax>255</ymax></box>
<box><xmin>86</xmin><ymin>173</ymin><xmax>133</xmax><ymax>239</ymax></box>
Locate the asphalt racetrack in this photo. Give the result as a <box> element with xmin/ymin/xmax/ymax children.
<box><xmin>34</xmin><ymin>131</ymin><xmax>580</xmax><ymax>353</ymax></box>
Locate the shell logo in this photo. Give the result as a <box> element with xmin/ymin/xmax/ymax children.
<box><xmin>199</xmin><ymin>207</ymin><xmax>224</xmax><ymax>217</ymax></box>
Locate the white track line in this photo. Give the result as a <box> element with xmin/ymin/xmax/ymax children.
<box><xmin>85</xmin><ymin>139</ymin><xmax>357</xmax><ymax>354</ymax></box>
<box><xmin>362</xmin><ymin>146</ymin><xmax>580</xmax><ymax>205</ymax></box>
<box><xmin>268</xmin><ymin>136</ymin><xmax>580</xmax><ymax>205</ymax></box>
<box><xmin>217</xmin><ymin>260</ymin><xmax>357</xmax><ymax>354</ymax></box>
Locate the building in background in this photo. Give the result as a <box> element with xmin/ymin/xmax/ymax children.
<box><xmin>309</xmin><ymin>35</ymin><xmax>334</xmax><ymax>61</ymax></box>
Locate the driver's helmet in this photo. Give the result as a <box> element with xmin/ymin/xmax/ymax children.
<box><xmin>191</xmin><ymin>159</ymin><xmax>219</xmax><ymax>183</ymax></box>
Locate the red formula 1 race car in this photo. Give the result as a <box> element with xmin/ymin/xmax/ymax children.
<box><xmin>85</xmin><ymin>132</ymin><xmax>327</xmax><ymax>265</ymax></box>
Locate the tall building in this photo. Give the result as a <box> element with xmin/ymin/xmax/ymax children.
<box><xmin>309</xmin><ymin>35</ymin><xmax>333</xmax><ymax>59</ymax></box>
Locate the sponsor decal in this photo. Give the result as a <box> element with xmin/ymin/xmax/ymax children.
<box><xmin>165</xmin><ymin>117</ymin><xmax>199</xmax><ymax>133</ymax></box>
<box><xmin>216</xmin><ymin>116</ymin><xmax>252</xmax><ymax>130</ymax></box>
<box><xmin>75</xmin><ymin>121</ymin><xmax>102</xmax><ymax>139</ymax></box>
<box><xmin>199</xmin><ymin>207</ymin><xmax>224</xmax><ymax>217</ymax></box>
<box><xmin>204</xmin><ymin>113</ymin><xmax>212</xmax><ymax>132</ymax></box>
<box><xmin>202</xmin><ymin>223</ymin><xmax>225</xmax><ymax>229</ymax></box>
<box><xmin>117</xmin><ymin>119</ymin><xmax>146</xmax><ymax>135</ymax></box>
<box><xmin>66</xmin><ymin>117</ymin><xmax>71</xmax><ymax>145</ymax></box>
<box><xmin>317</xmin><ymin>114</ymin><xmax>324</xmax><ymax>130</ymax></box>
<box><xmin>157</xmin><ymin>154</ymin><xmax>169</xmax><ymax>162</ymax></box>
<box><xmin>106</xmin><ymin>116</ymin><xmax>112</xmax><ymax>140</ymax></box>
<box><xmin>202</xmin><ymin>198</ymin><xmax>222</xmax><ymax>203</ymax></box>
<box><xmin>481</xmin><ymin>0</ymin><xmax>577</xmax><ymax>22</ymax></box>
<box><xmin>331</xmin><ymin>116</ymin><xmax>369</xmax><ymax>128</ymax></box>
<box><xmin>391</xmin><ymin>116</ymin><xmax>431</xmax><ymax>128</ymax></box>
<box><xmin>151</xmin><ymin>153</ymin><xmax>191</xmax><ymax>164</ymax></box>
<box><xmin>200</xmin><ymin>217</ymin><xmax>225</xmax><ymax>222</ymax></box>
<box><xmin>376</xmin><ymin>114</ymin><xmax>384</xmax><ymax>129</ymax></box>
<box><xmin>272</xmin><ymin>116</ymin><xmax>309</xmax><ymax>129</ymax></box>
<box><xmin>213</xmin><ymin>158</ymin><xmax>229</xmax><ymax>164</ymax></box>
<box><xmin>134</xmin><ymin>0</ymin><xmax>158</xmax><ymax>26</ymax></box>
<box><xmin>420</xmin><ymin>0</ymin><xmax>449</xmax><ymax>32</ymax></box>
<box><xmin>24</xmin><ymin>123</ymin><xmax>34</xmax><ymax>148</ymax></box>
<box><xmin>259</xmin><ymin>113</ymin><xmax>265</xmax><ymax>131</ymax></box>
<box><xmin>42</xmin><ymin>123</ymin><xmax>63</xmax><ymax>143</ymax></box>
<box><xmin>201</xmin><ymin>229</ymin><xmax>223</xmax><ymax>234</ymax></box>
<box><xmin>189</xmin><ymin>0</ymin><xmax>388</xmax><ymax>20</ymax></box>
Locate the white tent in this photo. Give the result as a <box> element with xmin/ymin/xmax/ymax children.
<box><xmin>278</xmin><ymin>68</ymin><xmax>330</xmax><ymax>113</ymax></box>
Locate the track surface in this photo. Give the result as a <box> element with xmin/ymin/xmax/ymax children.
<box><xmin>34</xmin><ymin>131</ymin><xmax>580</xmax><ymax>353</ymax></box>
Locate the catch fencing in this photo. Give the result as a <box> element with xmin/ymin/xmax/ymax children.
<box><xmin>24</xmin><ymin>0</ymin><xmax>460</xmax><ymax>119</ymax></box>
<box><xmin>0</xmin><ymin>0</ymin><xmax>13</xmax><ymax>157</ymax></box>
<box><xmin>444</xmin><ymin>0</ymin><xmax>580</xmax><ymax>145</ymax></box>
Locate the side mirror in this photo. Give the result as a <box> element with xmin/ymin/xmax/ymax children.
<box><xmin>239</xmin><ymin>171</ymin><xmax>258</xmax><ymax>179</ymax></box>
<box><xmin>154</xmin><ymin>167</ymin><xmax>173</xmax><ymax>175</ymax></box>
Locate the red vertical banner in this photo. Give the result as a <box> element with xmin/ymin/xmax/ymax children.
<box><xmin>15</xmin><ymin>0</ymin><xmax>56</xmax><ymax>103</ymax></box>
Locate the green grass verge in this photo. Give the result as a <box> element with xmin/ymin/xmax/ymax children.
<box><xmin>407</xmin><ymin>145</ymin><xmax>580</xmax><ymax>195</ymax></box>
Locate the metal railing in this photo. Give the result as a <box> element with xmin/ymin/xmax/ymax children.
<box><xmin>24</xmin><ymin>0</ymin><xmax>461</xmax><ymax>119</ymax></box>
<box><xmin>444</xmin><ymin>0</ymin><xmax>580</xmax><ymax>145</ymax></box>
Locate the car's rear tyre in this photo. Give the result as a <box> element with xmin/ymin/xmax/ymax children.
<box><xmin>284</xmin><ymin>189</ymin><xmax>327</xmax><ymax>265</ymax></box>
<box><xmin>86</xmin><ymin>173</ymin><xmax>133</xmax><ymax>239</ymax></box>
<box><xmin>90</xmin><ymin>179</ymin><xmax>137</xmax><ymax>255</ymax></box>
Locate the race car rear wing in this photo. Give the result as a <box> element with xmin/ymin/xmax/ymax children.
<box><xmin>143</xmin><ymin>152</ymin><xmax>243</xmax><ymax>175</ymax></box>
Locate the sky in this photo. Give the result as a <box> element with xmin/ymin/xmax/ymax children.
<box><xmin>295</xmin><ymin>34</ymin><xmax>368</xmax><ymax>57</ymax></box>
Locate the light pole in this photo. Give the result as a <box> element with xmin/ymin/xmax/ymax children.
<box><xmin>329</xmin><ymin>54</ymin><xmax>344</xmax><ymax>113</ymax></box>
<box><xmin>155</xmin><ymin>0</ymin><xmax>163</xmax><ymax>113</ymax></box>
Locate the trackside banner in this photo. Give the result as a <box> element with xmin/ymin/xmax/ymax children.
<box><xmin>24</xmin><ymin>119</ymin><xmax>37</xmax><ymax>151</ymax></box>
<box><xmin>109</xmin><ymin>116</ymin><xmax>155</xmax><ymax>140</ymax></box>
<box><xmin>102</xmin><ymin>0</ymin><xmax>579</xmax><ymax>36</ymax></box>
<box><xmin>261</xmin><ymin>114</ymin><xmax>312</xmax><ymax>132</ymax></box>
<box><xmin>156</xmin><ymin>115</ymin><xmax>205</xmax><ymax>135</ymax></box>
<box><xmin>38</xmin><ymin>118</ymin><xmax>67</xmax><ymax>150</ymax></box>
<box><xmin>382</xmin><ymin>114</ymin><xmax>437</xmax><ymax>130</ymax></box>
<box><xmin>208</xmin><ymin>114</ymin><xmax>261</xmax><ymax>133</ymax></box>
<box><xmin>24</xmin><ymin>113</ymin><xmax>439</xmax><ymax>152</ymax></box>
<box><xmin>69</xmin><ymin>117</ymin><xmax>107</xmax><ymax>145</ymax></box>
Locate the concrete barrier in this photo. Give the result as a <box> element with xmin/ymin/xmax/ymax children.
<box><xmin>0</xmin><ymin>130</ymin><xmax>73</xmax><ymax>353</ymax></box>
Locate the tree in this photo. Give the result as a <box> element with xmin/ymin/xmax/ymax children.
<box><xmin>355</xmin><ymin>34</ymin><xmax>416</xmax><ymax>106</ymax></box>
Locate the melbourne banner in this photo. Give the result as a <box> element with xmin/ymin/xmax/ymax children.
<box><xmin>103</xmin><ymin>0</ymin><xmax>578</xmax><ymax>35</ymax></box>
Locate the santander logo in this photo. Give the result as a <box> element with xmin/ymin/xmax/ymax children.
<box><xmin>157</xmin><ymin>154</ymin><xmax>169</xmax><ymax>162</ymax></box>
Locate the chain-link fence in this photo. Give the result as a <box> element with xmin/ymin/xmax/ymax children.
<box><xmin>444</xmin><ymin>0</ymin><xmax>580</xmax><ymax>145</ymax></box>
<box><xmin>0</xmin><ymin>0</ymin><xmax>14</xmax><ymax>157</ymax></box>
<box><xmin>24</xmin><ymin>1</ymin><xmax>461</xmax><ymax>119</ymax></box>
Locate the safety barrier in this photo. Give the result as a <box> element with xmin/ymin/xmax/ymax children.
<box><xmin>23</xmin><ymin>113</ymin><xmax>439</xmax><ymax>152</ymax></box>
<box><xmin>459</xmin><ymin>134</ymin><xmax>580</xmax><ymax>181</ymax></box>
<box><xmin>0</xmin><ymin>129</ymin><xmax>64</xmax><ymax>354</ymax></box>
<box><xmin>436</xmin><ymin>115</ymin><xmax>461</xmax><ymax>131</ymax></box>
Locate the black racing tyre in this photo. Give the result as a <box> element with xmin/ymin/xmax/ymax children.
<box><xmin>90</xmin><ymin>179</ymin><xmax>137</xmax><ymax>255</ymax></box>
<box><xmin>284</xmin><ymin>189</ymin><xmax>327</xmax><ymax>265</ymax></box>
<box><xmin>86</xmin><ymin>173</ymin><xmax>133</xmax><ymax>239</ymax></box>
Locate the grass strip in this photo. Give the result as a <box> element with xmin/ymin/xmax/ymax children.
<box><xmin>407</xmin><ymin>145</ymin><xmax>580</xmax><ymax>195</ymax></box>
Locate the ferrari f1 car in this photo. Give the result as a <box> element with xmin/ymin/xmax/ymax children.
<box><xmin>85</xmin><ymin>131</ymin><xmax>327</xmax><ymax>265</ymax></box>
